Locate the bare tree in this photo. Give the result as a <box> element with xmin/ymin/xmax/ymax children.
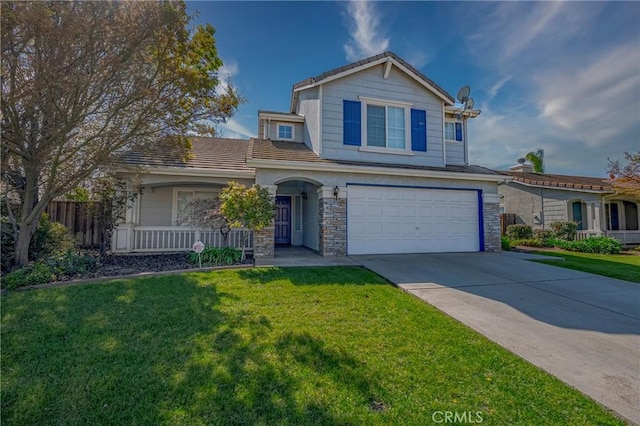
<box><xmin>608</xmin><ymin>152</ymin><xmax>640</xmax><ymax>198</ymax></box>
<box><xmin>1</xmin><ymin>1</ymin><xmax>241</xmax><ymax>267</ymax></box>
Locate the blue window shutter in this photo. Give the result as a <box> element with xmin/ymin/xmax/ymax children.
<box><xmin>343</xmin><ymin>100</ymin><xmax>361</xmax><ymax>146</ymax></box>
<box><xmin>410</xmin><ymin>109</ymin><xmax>427</xmax><ymax>152</ymax></box>
<box><xmin>455</xmin><ymin>122</ymin><xmax>463</xmax><ymax>141</ymax></box>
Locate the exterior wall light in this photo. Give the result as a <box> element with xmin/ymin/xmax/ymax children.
<box><xmin>333</xmin><ymin>186</ymin><xmax>339</xmax><ymax>199</ymax></box>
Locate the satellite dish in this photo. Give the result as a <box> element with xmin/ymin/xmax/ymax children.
<box><xmin>456</xmin><ymin>86</ymin><xmax>471</xmax><ymax>103</ymax></box>
<box><xmin>517</xmin><ymin>158</ymin><xmax>526</xmax><ymax>164</ymax></box>
<box><xmin>465</xmin><ymin>98</ymin><xmax>474</xmax><ymax>110</ymax></box>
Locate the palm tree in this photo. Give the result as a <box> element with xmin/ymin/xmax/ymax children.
<box><xmin>526</xmin><ymin>149</ymin><xmax>545</xmax><ymax>173</ymax></box>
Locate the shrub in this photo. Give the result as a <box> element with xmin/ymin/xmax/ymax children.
<box><xmin>187</xmin><ymin>246</ymin><xmax>242</xmax><ymax>266</ymax></box>
<box><xmin>547</xmin><ymin>236</ymin><xmax>622</xmax><ymax>254</ymax></box>
<box><xmin>47</xmin><ymin>251</ymin><xmax>98</xmax><ymax>278</ymax></box>
<box><xmin>533</xmin><ymin>229</ymin><xmax>555</xmax><ymax>240</ymax></box>
<box><xmin>510</xmin><ymin>238</ymin><xmax>549</xmax><ymax>248</ymax></box>
<box><xmin>550</xmin><ymin>221</ymin><xmax>578</xmax><ymax>241</ymax></box>
<box><xmin>506</xmin><ymin>224</ymin><xmax>533</xmax><ymax>240</ymax></box>
<box><xmin>30</xmin><ymin>213</ymin><xmax>75</xmax><ymax>261</ymax></box>
<box><xmin>1</xmin><ymin>250</ymin><xmax>98</xmax><ymax>290</ymax></box>
<box><xmin>1</xmin><ymin>263</ymin><xmax>55</xmax><ymax>289</ymax></box>
<box><xmin>501</xmin><ymin>236</ymin><xmax>511</xmax><ymax>251</ymax></box>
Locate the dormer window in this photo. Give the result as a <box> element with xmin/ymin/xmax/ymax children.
<box><xmin>277</xmin><ymin>123</ymin><xmax>294</xmax><ymax>140</ymax></box>
<box><xmin>445</xmin><ymin>121</ymin><xmax>463</xmax><ymax>142</ymax></box>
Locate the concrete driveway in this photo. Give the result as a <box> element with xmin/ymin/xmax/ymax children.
<box><xmin>353</xmin><ymin>251</ymin><xmax>640</xmax><ymax>424</ymax></box>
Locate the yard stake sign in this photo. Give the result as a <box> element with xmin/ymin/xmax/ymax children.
<box><xmin>192</xmin><ymin>241</ymin><xmax>205</xmax><ymax>268</ymax></box>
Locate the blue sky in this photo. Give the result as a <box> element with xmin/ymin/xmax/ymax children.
<box><xmin>188</xmin><ymin>1</ymin><xmax>640</xmax><ymax>177</ymax></box>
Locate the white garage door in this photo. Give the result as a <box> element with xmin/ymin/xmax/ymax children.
<box><xmin>347</xmin><ymin>185</ymin><xmax>480</xmax><ymax>255</ymax></box>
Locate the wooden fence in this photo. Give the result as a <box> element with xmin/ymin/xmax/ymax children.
<box><xmin>46</xmin><ymin>201</ymin><xmax>105</xmax><ymax>248</ymax></box>
<box><xmin>500</xmin><ymin>213</ymin><xmax>517</xmax><ymax>236</ymax></box>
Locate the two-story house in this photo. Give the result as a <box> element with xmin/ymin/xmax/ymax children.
<box><xmin>113</xmin><ymin>52</ymin><xmax>507</xmax><ymax>257</ymax></box>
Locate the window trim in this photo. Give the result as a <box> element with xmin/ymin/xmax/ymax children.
<box><xmin>172</xmin><ymin>187</ymin><xmax>218</xmax><ymax>227</ymax></box>
<box><xmin>359</xmin><ymin>96</ymin><xmax>412</xmax><ymax>152</ymax></box>
<box><xmin>445</xmin><ymin>120</ymin><xmax>463</xmax><ymax>142</ymax></box>
<box><xmin>276</xmin><ymin>123</ymin><xmax>295</xmax><ymax>141</ymax></box>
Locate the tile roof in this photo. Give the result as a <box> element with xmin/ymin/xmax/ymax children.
<box><xmin>502</xmin><ymin>171</ymin><xmax>613</xmax><ymax>192</ymax></box>
<box><xmin>120</xmin><ymin>137</ymin><xmax>254</xmax><ymax>172</ymax></box>
<box><xmin>258</xmin><ymin>110</ymin><xmax>302</xmax><ymax>117</ymax></box>
<box><xmin>292</xmin><ymin>51</ymin><xmax>455</xmax><ymax>104</ymax></box>
<box><xmin>250</xmin><ymin>139</ymin><xmax>502</xmax><ymax>176</ymax></box>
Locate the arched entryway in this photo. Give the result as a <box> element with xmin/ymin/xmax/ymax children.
<box><xmin>274</xmin><ymin>177</ymin><xmax>323</xmax><ymax>251</ymax></box>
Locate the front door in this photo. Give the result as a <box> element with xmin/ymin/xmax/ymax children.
<box><xmin>275</xmin><ymin>196</ymin><xmax>291</xmax><ymax>245</ymax></box>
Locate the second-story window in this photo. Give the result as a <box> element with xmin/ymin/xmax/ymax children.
<box><xmin>445</xmin><ymin>121</ymin><xmax>463</xmax><ymax>142</ymax></box>
<box><xmin>277</xmin><ymin>124</ymin><xmax>294</xmax><ymax>140</ymax></box>
<box><xmin>367</xmin><ymin>105</ymin><xmax>406</xmax><ymax>149</ymax></box>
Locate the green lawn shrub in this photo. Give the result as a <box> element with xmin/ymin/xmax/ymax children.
<box><xmin>501</xmin><ymin>236</ymin><xmax>511</xmax><ymax>250</ymax></box>
<box><xmin>533</xmin><ymin>229</ymin><xmax>555</xmax><ymax>240</ymax></box>
<box><xmin>187</xmin><ymin>246</ymin><xmax>242</xmax><ymax>266</ymax></box>
<box><xmin>549</xmin><ymin>221</ymin><xmax>578</xmax><ymax>241</ymax></box>
<box><xmin>1</xmin><ymin>251</ymin><xmax>98</xmax><ymax>290</ymax></box>
<box><xmin>509</xmin><ymin>238</ymin><xmax>549</xmax><ymax>247</ymax></box>
<box><xmin>506</xmin><ymin>224</ymin><xmax>533</xmax><ymax>240</ymax></box>
<box><xmin>548</xmin><ymin>237</ymin><xmax>622</xmax><ymax>254</ymax></box>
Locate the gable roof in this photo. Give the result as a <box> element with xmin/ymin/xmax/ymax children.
<box><xmin>120</xmin><ymin>137</ymin><xmax>254</xmax><ymax>173</ymax></box>
<box><xmin>291</xmin><ymin>51</ymin><xmax>455</xmax><ymax>107</ymax></box>
<box><xmin>502</xmin><ymin>171</ymin><xmax>613</xmax><ymax>192</ymax></box>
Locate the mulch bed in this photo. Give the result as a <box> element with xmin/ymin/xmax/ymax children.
<box><xmin>89</xmin><ymin>253</ymin><xmax>252</xmax><ymax>279</ymax></box>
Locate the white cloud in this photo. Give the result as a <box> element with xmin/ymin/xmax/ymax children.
<box><xmin>217</xmin><ymin>60</ymin><xmax>238</xmax><ymax>95</ymax></box>
<box><xmin>537</xmin><ymin>44</ymin><xmax>640</xmax><ymax>147</ymax></box>
<box><xmin>462</xmin><ymin>2</ymin><xmax>639</xmax><ymax>176</ymax></box>
<box><xmin>488</xmin><ymin>77</ymin><xmax>511</xmax><ymax>100</ymax></box>
<box><xmin>343</xmin><ymin>1</ymin><xmax>389</xmax><ymax>61</ymax></box>
<box><xmin>217</xmin><ymin>118</ymin><xmax>255</xmax><ymax>140</ymax></box>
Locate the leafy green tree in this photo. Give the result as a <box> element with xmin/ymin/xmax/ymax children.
<box><xmin>608</xmin><ymin>152</ymin><xmax>640</xmax><ymax>198</ymax></box>
<box><xmin>220</xmin><ymin>182</ymin><xmax>275</xmax><ymax>259</ymax></box>
<box><xmin>525</xmin><ymin>148</ymin><xmax>545</xmax><ymax>173</ymax></box>
<box><xmin>1</xmin><ymin>1</ymin><xmax>241</xmax><ymax>267</ymax></box>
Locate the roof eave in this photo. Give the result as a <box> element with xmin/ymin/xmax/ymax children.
<box><xmin>116</xmin><ymin>165</ymin><xmax>256</xmax><ymax>179</ymax></box>
<box><xmin>247</xmin><ymin>158</ymin><xmax>509</xmax><ymax>183</ymax></box>
<box><xmin>508</xmin><ymin>179</ymin><xmax>612</xmax><ymax>194</ymax></box>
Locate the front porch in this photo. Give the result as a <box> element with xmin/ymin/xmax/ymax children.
<box><xmin>576</xmin><ymin>230</ymin><xmax>640</xmax><ymax>246</ymax></box>
<box><xmin>111</xmin><ymin>226</ymin><xmax>252</xmax><ymax>254</ymax></box>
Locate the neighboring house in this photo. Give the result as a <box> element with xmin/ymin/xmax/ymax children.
<box><xmin>112</xmin><ymin>51</ymin><xmax>508</xmax><ymax>257</ymax></box>
<box><xmin>499</xmin><ymin>162</ymin><xmax>640</xmax><ymax>245</ymax></box>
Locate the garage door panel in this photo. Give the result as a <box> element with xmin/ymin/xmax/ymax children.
<box><xmin>347</xmin><ymin>186</ymin><xmax>479</xmax><ymax>255</ymax></box>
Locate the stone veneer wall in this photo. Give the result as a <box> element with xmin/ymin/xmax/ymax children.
<box><xmin>253</xmin><ymin>224</ymin><xmax>275</xmax><ymax>258</ymax></box>
<box><xmin>483</xmin><ymin>202</ymin><xmax>501</xmax><ymax>251</ymax></box>
<box><xmin>318</xmin><ymin>197</ymin><xmax>347</xmax><ymax>256</ymax></box>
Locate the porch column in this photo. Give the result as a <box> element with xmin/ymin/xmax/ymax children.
<box><xmin>483</xmin><ymin>193</ymin><xmax>502</xmax><ymax>252</ymax></box>
<box><xmin>111</xmin><ymin>180</ymin><xmax>140</xmax><ymax>254</ymax></box>
<box><xmin>585</xmin><ymin>203</ymin><xmax>594</xmax><ymax>231</ymax></box>
<box><xmin>318</xmin><ymin>186</ymin><xmax>347</xmax><ymax>256</ymax></box>
<box><xmin>254</xmin><ymin>185</ymin><xmax>277</xmax><ymax>258</ymax></box>
<box><xmin>593</xmin><ymin>203</ymin><xmax>601</xmax><ymax>231</ymax></box>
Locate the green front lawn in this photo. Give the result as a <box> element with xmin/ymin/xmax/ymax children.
<box><xmin>532</xmin><ymin>251</ymin><xmax>640</xmax><ymax>283</ymax></box>
<box><xmin>1</xmin><ymin>267</ymin><xmax>623</xmax><ymax>425</ymax></box>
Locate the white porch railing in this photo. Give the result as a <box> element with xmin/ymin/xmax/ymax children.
<box><xmin>112</xmin><ymin>225</ymin><xmax>253</xmax><ymax>253</ymax></box>
<box><xmin>606</xmin><ymin>230</ymin><xmax>640</xmax><ymax>245</ymax></box>
<box><xmin>574</xmin><ymin>230</ymin><xmax>640</xmax><ymax>245</ymax></box>
<box><xmin>575</xmin><ymin>230</ymin><xmax>603</xmax><ymax>241</ymax></box>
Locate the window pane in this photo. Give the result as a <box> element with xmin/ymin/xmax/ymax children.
<box><xmin>367</xmin><ymin>105</ymin><xmax>386</xmax><ymax>147</ymax></box>
<box><xmin>176</xmin><ymin>191</ymin><xmax>193</xmax><ymax>226</ymax></box>
<box><xmin>278</xmin><ymin>125</ymin><xmax>292</xmax><ymax>139</ymax></box>
<box><xmin>445</xmin><ymin>122</ymin><xmax>455</xmax><ymax>140</ymax></box>
<box><xmin>387</xmin><ymin>107</ymin><xmax>405</xmax><ymax>148</ymax></box>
